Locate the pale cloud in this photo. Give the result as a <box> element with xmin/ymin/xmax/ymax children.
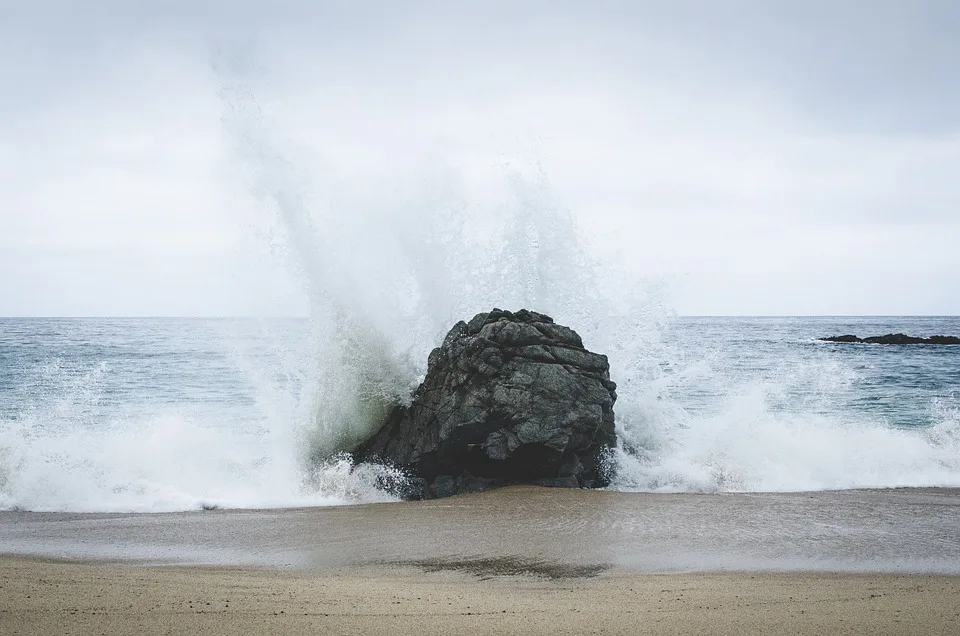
<box><xmin>1</xmin><ymin>1</ymin><xmax>958</xmax><ymax>316</ymax></box>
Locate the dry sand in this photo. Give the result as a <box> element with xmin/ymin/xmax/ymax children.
<box><xmin>2</xmin><ymin>556</ymin><xmax>959</xmax><ymax>636</ymax></box>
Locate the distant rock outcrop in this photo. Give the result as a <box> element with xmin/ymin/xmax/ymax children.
<box><xmin>820</xmin><ymin>333</ymin><xmax>960</xmax><ymax>345</ymax></box>
<box><xmin>352</xmin><ymin>309</ymin><xmax>618</xmax><ymax>499</ymax></box>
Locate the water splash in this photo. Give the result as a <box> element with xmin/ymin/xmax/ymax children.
<box><xmin>2</xmin><ymin>58</ymin><xmax>960</xmax><ymax>512</ymax></box>
<box><xmin>608</xmin><ymin>350</ymin><xmax>960</xmax><ymax>493</ymax></box>
<box><xmin>215</xmin><ymin>54</ymin><xmax>613</xmax><ymax>467</ymax></box>
<box><xmin>0</xmin><ymin>351</ymin><xmax>402</xmax><ymax>513</ymax></box>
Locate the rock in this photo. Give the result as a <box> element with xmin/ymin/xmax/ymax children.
<box><xmin>929</xmin><ymin>335</ymin><xmax>960</xmax><ymax>345</ymax></box>
<box><xmin>863</xmin><ymin>334</ymin><xmax>926</xmax><ymax>345</ymax></box>
<box><xmin>352</xmin><ymin>308</ymin><xmax>618</xmax><ymax>499</ymax></box>
<box><xmin>819</xmin><ymin>333</ymin><xmax>960</xmax><ymax>345</ymax></box>
<box><xmin>821</xmin><ymin>334</ymin><xmax>862</xmax><ymax>343</ymax></box>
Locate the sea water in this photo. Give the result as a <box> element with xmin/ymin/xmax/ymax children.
<box><xmin>2</xmin><ymin>72</ymin><xmax>958</xmax><ymax>514</ymax></box>
<box><xmin>1</xmin><ymin>315</ymin><xmax>958</xmax><ymax>513</ymax></box>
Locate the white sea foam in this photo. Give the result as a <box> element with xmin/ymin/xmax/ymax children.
<box><xmin>609</xmin><ymin>366</ymin><xmax>960</xmax><ymax>493</ymax></box>
<box><xmin>2</xmin><ymin>70</ymin><xmax>959</xmax><ymax>513</ymax></box>
<box><xmin>0</xmin><ymin>369</ymin><xmax>402</xmax><ymax>513</ymax></box>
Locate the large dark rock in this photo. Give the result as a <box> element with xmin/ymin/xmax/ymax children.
<box><xmin>820</xmin><ymin>333</ymin><xmax>960</xmax><ymax>345</ymax></box>
<box><xmin>352</xmin><ymin>309</ymin><xmax>618</xmax><ymax>499</ymax></box>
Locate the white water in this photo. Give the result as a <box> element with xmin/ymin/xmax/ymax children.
<box><xmin>2</xmin><ymin>73</ymin><xmax>960</xmax><ymax>512</ymax></box>
<box><xmin>611</xmin><ymin>387</ymin><xmax>960</xmax><ymax>493</ymax></box>
<box><xmin>216</xmin><ymin>71</ymin><xmax>960</xmax><ymax>500</ymax></box>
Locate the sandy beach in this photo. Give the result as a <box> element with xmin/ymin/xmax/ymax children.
<box><xmin>3</xmin><ymin>487</ymin><xmax>960</xmax><ymax>634</ymax></box>
<box><xmin>2</xmin><ymin>556</ymin><xmax>959</xmax><ymax>635</ymax></box>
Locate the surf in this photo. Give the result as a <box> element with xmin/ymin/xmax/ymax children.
<box><xmin>1</xmin><ymin>73</ymin><xmax>959</xmax><ymax>512</ymax></box>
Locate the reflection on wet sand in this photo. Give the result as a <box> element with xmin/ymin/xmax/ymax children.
<box><xmin>2</xmin><ymin>486</ymin><xmax>959</xmax><ymax>573</ymax></box>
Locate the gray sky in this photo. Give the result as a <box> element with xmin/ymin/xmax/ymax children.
<box><xmin>2</xmin><ymin>1</ymin><xmax>958</xmax><ymax>316</ymax></box>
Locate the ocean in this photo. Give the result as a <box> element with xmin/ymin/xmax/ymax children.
<box><xmin>2</xmin><ymin>315</ymin><xmax>958</xmax><ymax>514</ymax></box>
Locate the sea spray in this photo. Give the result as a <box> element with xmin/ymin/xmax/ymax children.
<box><xmin>217</xmin><ymin>64</ymin><xmax>415</xmax><ymax>461</ymax></box>
<box><xmin>0</xmin><ymin>320</ymin><xmax>404</xmax><ymax>513</ymax></box>
<box><xmin>608</xmin><ymin>324</ymin><xmax>960</xmax><ymax>493</ymax></box>
<box><xmin>207</xmin><ymin>66</ymin><xmax>960</xmax><ymax>499</ymax></box>
<box><xmin>214</xmin><ymin>54</ymin><xmax>614</xmax><ymax>471</ymax></box>
<box><xmin>2</xmin><ymin>65</ymin><xmax>960</xmax><ymax>512</ymax></box>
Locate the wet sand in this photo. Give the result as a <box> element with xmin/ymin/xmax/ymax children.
<box><xmin>2</xmin><ymin>486</ymin><xmax>959</xmax><ymax>571</ymax></box>
<box><xmin>2</xmin><ymin>487</ymin><xmax>960</xmax><ymax>634</ymax></box>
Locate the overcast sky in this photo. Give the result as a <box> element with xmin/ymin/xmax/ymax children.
<box><xmin>2</xmin><ymin>1</ymin><xmax>958</xmax><ymax>316</ymax></box>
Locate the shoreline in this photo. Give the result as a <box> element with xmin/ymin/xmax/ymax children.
<box><xmin>3</xmin><ymin>487</ymin><xmax>959</xmax><ymax>633</ymax></box>
<box><xmin>5</xmin><ymin>483</ymin><xmax>958</xmax><ymax>512</ymax></box>
<box><xmin>2</xmin><ymin>556</ymin><xmax>959</xmax><ymax>635</ymax></box>
<box><xmin>3</xmin><ymin>486</ymin><xmax>960</xmax><ymax>572</ymax></box>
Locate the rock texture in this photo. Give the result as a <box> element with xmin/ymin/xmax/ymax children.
<box><xmin>820</xmin><ymin>333</ymin><xmax>960</xmax><ymax>345</ymax></box>
<box><xmin>352</xmin><ymin>309</ymin><xmax>618</xmax><ymax>499</ymax></box>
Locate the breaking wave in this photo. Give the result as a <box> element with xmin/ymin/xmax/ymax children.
<box><xmin>2</xmin><ymin>68</ymin><xmax>959</xmax><ymax>512</ymax></box>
